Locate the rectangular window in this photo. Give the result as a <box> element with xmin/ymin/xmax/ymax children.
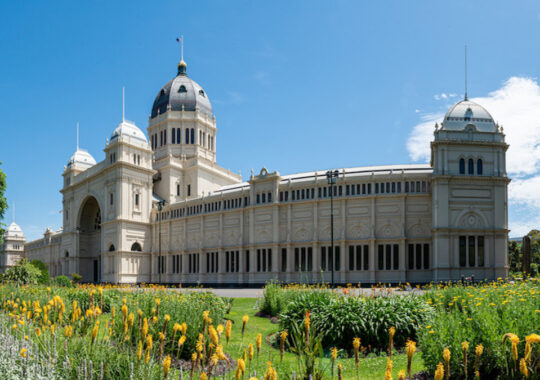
<box><xmin>408</xmin><ymin>244</ymin><xmax>414</xmax><ymax>269</ymax></box>
<box><xmin>257</xmin><ymin>249</ymin><xmax>261</xmax><ymax>272</ymax></box>
<box><xmin>375</xmin><ymin>183</ymin><xmax>379</xmax><ymax>193</ymax></box>
<box><xmin>349</xmin><ymin>246</ymin><xmax>354</xmax><ymax>270</ymax></box>
<box><xmin>423</xmin><ymin>244</ymin><xmax>430</xmax><ymax>269</ymax></box>
<box><xmin>307</xmin><ymin>247</ymin><xmax>313</xmax><ymax>271</ymax></box>
<box><xmin>393</xmin><ymin>244</ymin><xmax>399</xmax><ymax>270</ymax></box>
<box><xmin>385</xmin><ymin>244</ymin><xmax>392</xmax><ymax>270</ymax></box>
<box><xmin>477</xmin><ymin>237</ymin><xmax>484</xmax><ymax>267</ymax></box>
<box><xmin>295</xmin><ymin>248</ymin><xmax>300</xmax><ymax>271</ymax></box>
<box><xmin>187</xmin><ymin>184</ymin><xmax>191</xmax><ymax>197</ymax></box>
<box><xmin>321</xmin><ymin>247</ymin><xmax>326</xmax><ymax>271</ymax></box>
<box><xmin>262</xmin><ymin>193</ymin><xmax>266</xmax><ymax>203</ymax></box>
<box><xmin>367</xmin><ymin>184</ymin><xmax>371</xmax><ymax>194</ymax></box>
<box><xmin>459</xmin><ymin>236</ymin><xmax>466</xmax><ymax>267</ymax></box>
<box><xmin>110</xmin><ymin>193</ymin><xmax>114</xmax><ymax>206</ymax></box>
<box><xmin>346</xmin><ymin>185</ymin><xmax>350</xmax><ymax>196</ymax></box>
<box><xmin>415</xmin><ymin>244</ymin><xmax>422</xmax><ymax>270</ymax></box>
<box><xmin>177</xmin><ymin>128</ymin><xmax>181</xmax><ymax>144</ymax></box>
<box><xmin>268</xmin><ymin>249</ymin><xmax>272</xmax><ymax>272</ymax></box>
<box><xmin>334</xmin><ymin>246</ymin><xmax>340</xmax><ymax>271</ymax></box>
<box><xmin>226</xmin><ymin>251</ymin><xmax>230</xmax><ymax>272</ymax></box>
<box><xmin>386</xmin><ymin>183</ymin><xmax>390</xmax><ymax>193</ymax></box>
<box><xmin>257</xmin><ymin>194</ymin><xmax>260</xmax><ymax>204</ymax></box>
<box><xmin>185</xmin><ymin>129</ymin><xmax>189</xmax><ymax>144</ymax></box>
<box><xmin>392</xmin><ymin>182</ymin><xmax>396</xmax><ymax>193</ymax></box>
<box><xmin>245</xmin><ymin>250</ymin><xmax>249</xmax><ymax>272</ymax></box>
<box><xmin>363</xmin><ymin>245</ymin><xmax>369</xmax><ymax>270</ymax></box>
<box><xmin>356</xmin><ymin>246</ymin><xmax>362</xmax><ymax>270</ymax></box>
<box><xmin>281</xmin><ymin>248</ymin><xmax>287</xmax><ymax>272</ymax></box>
<box><xmin>268</xmin><ymin>192</ymin><xmax>272</xmax><ymax>202</ymax></box>
<box><xmin>378</xmin><ymin>245</ymin><xmax>384</xmax><ymax>270</ymax></box>
<box><xmin>172</xmin><ymin>128</ymin><xmax>176</xmax><ymax>144</ymax></box>
<box><xmin>397</xmin><ymin>182</ymin><xmax>401</xmax><ymax>193</ymax></box>
<box><xmin>469</xmin><ymin>236</ymin><xmax>476</xmax><ymax>267</ymax></box>
<box><xmin>135</xmin><ymin>193</ymin><xmax>139</xmax><ymax>206</ymax></box>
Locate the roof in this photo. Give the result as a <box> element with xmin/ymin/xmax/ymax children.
<box><xmin>151</xmin><ymin>61</ymin><xmax>212</xmax><ymax>118</ymax></box>
<box><xmin>4</xmin><ymin>222</ymin><xmax>24</xmax><ymax>239</ymax></box>
<box><xmin>110</xmin><ymin>120</ymin><xmax>147</xmax><ymax>143</ymax></box>
<box><xmin>66</xmin><ymin>149</ymin><xmax>96</xmax><ymax>170</ymax></box>
<box><xmin>214</xmin><ymin>164</ymin><xmax>432</xmax><ymax>194</ymax></box>
<box><xmin>442</xmin><ymin>99</ymin><xmax>497</xmax><ymax>132</ymax></box>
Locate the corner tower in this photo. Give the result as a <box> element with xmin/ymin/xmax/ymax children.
<box><xmin>148</xmin><ymin>58</ymin><xmax>241</xmax><ymax>204</ymax></box>
<box><xmin>431</xmin><ymin>98</ymin><xmax>509</xmax><ymax>281</ymax></box>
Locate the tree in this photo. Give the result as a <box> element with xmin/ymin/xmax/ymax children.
<box><xmin>508</xmin><ymin>240</ymin><xmax>521</xmax><ymax>273</ymax></box>
<box><xmin>0</xmin><ymin>161</ymin><xmax>7</xmax><ymax>246</ymax></box>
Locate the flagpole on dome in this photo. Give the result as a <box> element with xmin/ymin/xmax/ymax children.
<box><xmin>122</xmin><ymin>86</ymin><xmax>125</xmax><ymax>122</ymax></box>
<box><xmin>76</xmin><ymin>121</ymin><xmax>79</xmax><ymax>151</ymax></box>
<box><xmin>464</xmin><ymin>45</ymin><xmax>468</xmax><ymax>101</ymax></box>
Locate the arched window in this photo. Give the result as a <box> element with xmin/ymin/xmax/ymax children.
<box><xmin>177</xmin><ymin>128</ymin><xmax>181</xmax><ymax>144</ymax></box>
<box><xmin>459</xmin><ymin>158</ymin><xmax>465</xmax><ymax>174</ymax></box>
<box><xmin>108</xmin><ymin>244</ymin><xmax>115</xmax><ymax>252</ymax></box>
<box><xmin>468</xmin><ymin>159</ymin><xmax>474</xmax><ymax>175</ymax></box>
<box><xmin>178</xmin><ymin>85</ymin><xmax>187</xmax><ymax>93</ymax></box>
<box><xmin>477</xmin><ymin>159</ymin><xmax>483</xmax><ymax>175</ymax></box>
<box><xmin>131</xmin><ymin>242</ymin><xmax>142</xmax><ymax>252</ymax></box>
<box><xmin>65</xmin><ymin>251</ymin><xmax>69</xmax><ymax>258</ymax></box>
<box><xmin>185</xmin><ymin>128</ymin><xmax>189</xmax><ymax>144</ymax></box>
<box><xmin>190</xmin><ymin>128</ymin><xmax>195</xmax><ymax>144</ymax></box>
<box><xmin>199</xmin><ymin>89</ymin><xmax>205</xmax><ymax>97</ymax></box>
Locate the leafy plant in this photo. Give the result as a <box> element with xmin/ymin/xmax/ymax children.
<box><xmin>30</xmin><ymin>260</ymin><xmax>50</xmax><ymax>285</ymax></box>
<box><xmin>71</xmin><ymin>273</ymin><xmax>82</xmax><ymax>283</ymax></box>
<box><xmin>3</xmin><ymin>259</ymin><xmax>41</xmax><ymax>285</ymax></box>
<box><xmin>53</xmin><ymin>275</ymin><xmax>73</xmax><ymax>287</ymax></box>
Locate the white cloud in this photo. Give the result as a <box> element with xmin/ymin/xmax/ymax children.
<box><xmin>407</xmin><ymin>76</ymin><xmax>540</xmax><ymax>235</ymax></box>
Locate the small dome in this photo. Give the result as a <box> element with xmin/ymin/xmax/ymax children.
<box><xmin>151</xmin><ymin>60</ymin><xmax>213</xmax><ymax>118</ymax></box>
<box><xmin>441</xmin><ymin>99</ymin><xmax>496</xmax><ymax>132</ymax></box>
<box><xmin>5</xmin><ymin>222</ymin><xmax>24</xmax><ymax>239</ymax></box>
<box><xmin>67</xmin><ymin>149</ymin><xmax>96</xmax><ymax>170</ymax></box>
<box><xmin>110</xmin><ymin>120</ymin><xmax>147</xmax><ymax>143</ymax></box>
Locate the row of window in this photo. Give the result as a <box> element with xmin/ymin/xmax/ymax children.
<box><xmin>225</xmin><ymin>250</ymin><xmax>240</xmax><ymax>273</ymax></box>
<box><xmin>459</xmin><ymin>236</ymin><xmax>485</xmax><ymax>267</ymax></box>
<box><xmin>150</xmin><ymin>128</ymin><xmax>214</xmax><ymax>150</ymax></box>
<box><xmin>278</xmin><ymin>181</ymin><xmax>430</xmax><ymax>203</ymax></box>
<box><xmin>161</xmin><ymin>182</ymin><xmax>430</xmax><ymax>222</ymax></box>
<box><xmin>459</xmin><ymin>158</ymin><xmax>483</xmax><ymax>175</ymax></box>
<box><xmin>153</xmin><ymin>243</ymin><xmax>432</xmax><ymax>275</ymax></box>
<box><xmin>256</xmin><ymin>192</ymin><xmax>273</xmax><ymax>204</ymax></box>
<box><xmin>132</xmin><ymin>154</ymin><xmax>141</xmax><ymax>166</ymax></box>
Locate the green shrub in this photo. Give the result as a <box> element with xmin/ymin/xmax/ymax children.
<box><xmin>3</xmin><ymin>259</ymin><xmax>41</xmax><ymax>285</ymax></box>
<box><xmin>418</xmin><ymin>279</ymin><xmax>540</xmax><ymax>379</ymax></box>
<box><xmin>30</xmin><ymin>259</ymin><xmax>50</xmax><ymax>285</ymax></box>
<box><xmin>280</xmin><ymin>290</ymin><xmax>432</xmax><ymax>353</ymax></box>
<box><xmin>53</xmin><ymin>275</ymin><xmax>72</xmax><ymax>287</ymax></box>
<box><xmin>71</xmin><ymin>273</ymin><xmax>82</xmax><ymax>283</ymax></box>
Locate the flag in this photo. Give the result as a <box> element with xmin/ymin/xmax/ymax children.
<box><xmin>176</xmin><ymin>37</ymin><xmax>182</xmax><ymax>43</ymax></box>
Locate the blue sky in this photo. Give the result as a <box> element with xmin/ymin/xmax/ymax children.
<box><xmin>2</xmin><ymin>1</ymin><xmax>540</xmax><ymax>240</ymax></box>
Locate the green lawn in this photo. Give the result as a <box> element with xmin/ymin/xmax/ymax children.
<box><xmin>223</xmin><ymin>298</ymin><xmax>425</xmax><ymax>380</ymax></box>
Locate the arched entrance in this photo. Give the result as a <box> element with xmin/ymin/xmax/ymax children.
<box><xmin>78</xmin><ymin>197</ymin><xmax>102</xmax><ymax>282</ymax></box>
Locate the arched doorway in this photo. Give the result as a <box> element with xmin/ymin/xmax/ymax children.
<box><xmin>78</xmin><ymin>197</ymin><xmax>102</xmax><ymax>282</ymax></box>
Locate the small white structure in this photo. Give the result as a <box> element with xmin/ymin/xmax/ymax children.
<box><xmin>13</xmin><ymin>57</ymin><xmax>509</xmax><ymax>284</ymax></box>
<box><xmin>1</xmin><ymin>222</ymin><xmax>25</xmax><ymax>272</ymax></box>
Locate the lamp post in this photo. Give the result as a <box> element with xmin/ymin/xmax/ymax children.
<box><xmin>326</xmin><ymin>169</ymin><xmax>339</xmax><ymax>287</ymax></box>
<box><xmin>157</xmin><ymin>200</ymin><xmax>166</xmax><ymax>284</ymax></box>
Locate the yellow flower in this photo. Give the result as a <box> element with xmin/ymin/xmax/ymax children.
<box><xmin>137</xmin><ymin>340</ymin><xmax>143</xmax><ymax>360</ymax></box>
<box><xmin>520</xmin><ymin>358</ymin><xmax>529</xmax><ymax>378</ymax></box>
<box><xmin>209</xmin><ymin>325</ymin><xmax>219</xmax><ymax>346</ymax></box>
<box><xmin>398</xmin><ymin>369</ymin><xmax>406</xmax><ymax>380</ymax></box>
<box><xmin>162</xmin><ymin>355</ymin><xmax>171</xmax><ymax>378</ymax></box>
<box><xmin>389</xmin><ymin>326</ymin><xmax>396</xmax><ymax>339</ymax></box>
<box><xmin>256</xmin><ymin>333</ymin><xmax>262</xmax><ymax>351</ymax></box>
<box><xmin>462</xmin><ymin>341</ymin><xmax>469</xmax><ymax>351</ymax></box>
<box><xmin>331</xmin><ymin>347</ymin><xmax>338</xmax><ymax>360</ymax></box>
<box><xmin>475</xmin><ymin>344</ymin><xmax>484</xmax><ymax>357</ymax></box>
<box><xmin>225</xmin><ymin>320</ymin><xmax>232</xmax><ymax>344</ymax></box>
<box><xmin>443</xmin><ymin>347</ymin><xmax>451</xmax><ymax>364</ymax></box>
<box><xmin>200</xmin><ymin>373</ymin><xmax>207</xmax><ymax>380</ymax></box>
<box><xmin>178</xmin><ymin>335</ymin><xmax>186</xmax><ymax>347</ymax></box>
<box><xmin>406</xmin><ymin>340</ymin><xmax>416</xmax><ymax>359</ymax></box>
<box><xmin>20</xmin><ymin>348</ymin><xmax>27</xmax><ymax>358</ymax></box>
<box><xmin>526</xmin><ymin>333</ymin><xmax>540</xmax><ymax>344</ymax></box>
<box><xmin>142</xmin><ymin>317</ymin><xmax>148</xmax><ymax>340</ymax></box>
<box><xmin>248</xmin><ymin>343</ymin><xmax>254</xmax><ymax>361</ymax></box>
<box><xmin>434</xmin><ymin>362</ymin><xmax>444</xmax><ymax>380</ymax></box>
<box><xmin>155</xmin><ymin>298</ymin><xmax>161</xmax><ymax>307</ymax></box>
<box><xmin>91</xmin><ymin>321</ymin><xmax>100</xmax><ymax>344</ymax></box>
<box><xmin>146</xmin><ymin>334</ymin><xmax>153</xmax><ymax>351</ymax></box>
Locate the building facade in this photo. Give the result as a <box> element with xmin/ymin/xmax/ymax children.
<box><xmin>2</xmin><ymin>58</ymin><xmax>510</xmax><ymax>284</ymax></box>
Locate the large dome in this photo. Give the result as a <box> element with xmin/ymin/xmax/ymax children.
<box><xmin>150</xmin><ymin>61</ymin><xmax>213</xmax><ymax>118</ymax></box>
<box><xmin>441</xmin><ymin>99</ymin><xmax>496</xmax><ymax>132</ymax></box>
